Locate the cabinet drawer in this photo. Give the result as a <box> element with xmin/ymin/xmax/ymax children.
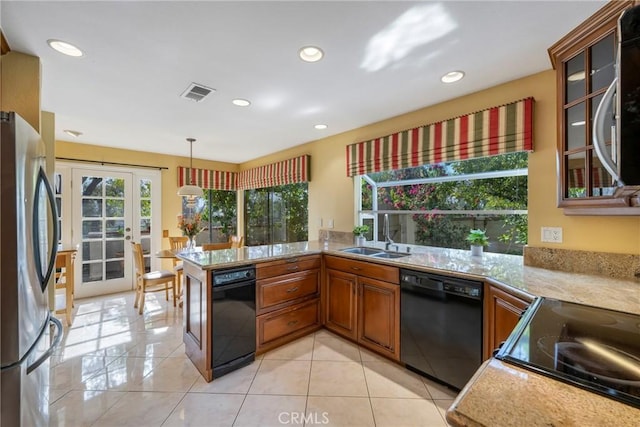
<box><xmin>258</xmin><ymin>269</ymin><xmax>319</xmax><ymax>313</ymax></box>
<box><xmin>324</xmin><ymin>255</ymin><xmax>399</xmax><ymax>284</ymax></box>
<box><xmin>258</xmin><ymin>299</ymin><xmax>320</xmax><ymax>346</ymax></box>
<box><xmin>256</xmin><ymin>255</ymin><xmax>321</xmax><ymax>280</ymax></box>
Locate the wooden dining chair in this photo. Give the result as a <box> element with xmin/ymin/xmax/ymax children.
<box><xmin>54</xmin><ymin>249</ymin><xmax>77</xmax><ymax>326</ymax></box>
<box><xmin>131</xmin><ymin>242</ymin><xmax>176</xmax><ymax>314</ymax></box>
<box><xmin>229</xmin><ymin>235</ymin><xmax>244</xmax><ymax>248</ymax></box>
<box><xmin>168</xmin><ymin>236</ymin><xmax>189</xmax><ymax>294</ymax></box>
<box><xmin>202</xmin><ymin>242</ymin><xmax>233</xmax><ymax>251</ymax></box>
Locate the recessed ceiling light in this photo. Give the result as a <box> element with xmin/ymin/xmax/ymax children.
<box><xmin>567</xmin><ymin>71</ymin><xmax>586</xmax><ymax>82</ymax></box>
<box><xmin>63</xmin><ymin>129</ymin><xmax>83</xmax><ymax>137</ymax></box>
<box><xmin>232</xmin><ymin>99</ymin><xmax>251</xmax><ymax>107</ymax></box>
<box><xmin>299</xmin><ymin>46</ymin><xmax>324</xmax><ymax>63</ymax></box>
<box><xmin>314</xmin><ymin>124</ymin><xmax>328</xmax><ymax>130</ymax></box>
<box><xmin>571</xmin><ymin>121</ymin><xmax>586</xmax><ymax>127</ymax></box>
<box><xmin>441</xmin><ymin>70</ymin><xmax>465</xmax><ymax>83</ymax></box>
<box><xmin>47</xmin><ymin>39</ymin><xmax>83</xmax><ymax>57</ymax></box>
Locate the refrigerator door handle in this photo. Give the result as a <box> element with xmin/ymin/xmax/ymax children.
<box><xmin>33</xmin><ymin>167</ymin><xmax>59</xmax><ymax>291</ymax></box>
<box><xmin>26</xmin><ymin>315</ymin><xmax>62</xmax><ymax>375</ymax></box>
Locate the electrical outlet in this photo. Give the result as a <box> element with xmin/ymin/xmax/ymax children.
<box><xmin>541</xmin><ymin>227</ymin><xmax>562</xmax><ymax>243</ymax></box>
<box><xmin>327</xmin><ymin>219</ymin><xmax>334</xmax><ymax>229</ymax></box>
<box><xmin>163</xmin><ymin>229</ymin><xmax>169</xmax><ymax>238</ymax></box>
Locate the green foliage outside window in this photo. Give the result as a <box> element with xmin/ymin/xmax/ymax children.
<box><xmin>363</xmin><ymin>152</ymin><xmax>528</xmax><ymax>254</ymax></box>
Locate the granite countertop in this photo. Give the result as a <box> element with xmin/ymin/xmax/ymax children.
<box><xmin>178</xmin><ymin>240</ymin><xmax>640</xmax><ymax>424</ymax></box>
<box><xmin>447</xmin><ymin>359</ymin><xmax>640</xmax><ymax>427</ymax></box>
<box><xmin>177</xmin><ymin>240</ymin><xmax>640</xmax><ymax>315</ymax></box>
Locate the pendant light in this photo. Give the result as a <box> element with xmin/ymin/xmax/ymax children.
<box><xmin>177</xmin><ymin>137</ymin><xmax>203</xmax><ymax>204</ymax></box>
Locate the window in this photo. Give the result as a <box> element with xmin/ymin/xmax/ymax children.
<box><xmin>183</xmin><ymin>189</ymin><xmax>237</xmax><ymax>245</ymax></box>
<box><xmin>245</xmin><ymin>183</ymin><xmax>308</xmax><ymax>246</ymax></box>
<box><xmin>356</xmin><ymin>152</ymin><xmax>528</xmax><ymax>255</ymax></box>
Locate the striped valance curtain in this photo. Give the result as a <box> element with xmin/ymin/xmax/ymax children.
<box><xmin>346</xmin><ymin>97</ymin><xmax>534</xmax><ymax>177</ymax></box>
<box><xmin>237</xmin><ymin>155</ymin><xmax>310</xmax><ymax>190</ymax></box>
<box><xmin>177</xmin><ymin>167</ymin><xmax>236</xmax><ymax>191</ymax></box>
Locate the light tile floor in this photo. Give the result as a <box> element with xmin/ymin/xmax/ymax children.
<box><xmin>49</xmin><ymin>291</ymin><xmax>457</xmax><ymax>426</ymax></box>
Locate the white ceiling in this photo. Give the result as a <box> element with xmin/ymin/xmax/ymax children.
<box><xmin>1</xmin><ymin>1</ymin><xmax>605</xmax><ymax>164</ymax></box>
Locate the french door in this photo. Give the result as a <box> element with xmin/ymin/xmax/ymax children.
<box><xmin>65</xmin><ymin>166</ymin><xmax>160</xmax><ymax>299</ymax></box>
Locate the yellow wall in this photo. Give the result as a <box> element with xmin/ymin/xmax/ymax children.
<box><xmin>55</xmin><ymin>141</ymin><xmax>238</xmax><ymax>241</ymax></box>
<box><xmin>0</xmin><ymin>51</ymin><xmax>41</xmax><ymax>131</ymax></box>
<box><xmin>244</xmin><ymin>70</ymin><xmax>640</xmax><ymax>256</ymax></box>
<box><xmin>54</xmin><ymin>71</ymin><xmax>639</xmax><ymax>256</ymax></box>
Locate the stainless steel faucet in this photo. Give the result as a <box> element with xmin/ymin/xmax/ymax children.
<box><xmin>383</xmin><ymin>214</ymin><xmax>397</xmax><ymax>251</ymax></box>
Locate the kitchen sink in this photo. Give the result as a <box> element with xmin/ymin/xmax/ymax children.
<box><xmin>339</xmin><ymin>247</ymin><xmax>409</xmax><ymax>258</ymax></box>
<box><xmin>340</xmin><ymin>247</ymin><xmax>384</xmax><ymax>255</ymax></box>
<box><xmin>370</xmin><ymin>251</ymin><xmax>409</xmax><ymax>259</ymax></box>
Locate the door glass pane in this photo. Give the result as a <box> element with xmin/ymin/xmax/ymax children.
<box><xmin>566</xmin><ymin>102</ymin><xmax>586</xmax><ymax>150</ymax></box>
<box><xmin>140</xmin><ymin>219</ymin><xmax>151</xmax><ymax>236</ymax></box>
<box><xmin>105</xmin><ymin>178</ymin><xmax>125</xmax><ymax>197</ymax></box>
<box><xmin>83</xmin><ymin>262</ymin><xmax>102</xmax><ymax>282</ymax></box>
<box><xmin>106</xmin><ymin>199</ymin><xmax>124</xmax><ymax>217</ymax></box>
<box><xmin>82</xmin><ymin>177</ymin><xmax>102</xmax><ymax>196</ymax></box>
<box><xmin>82</xmin><ymin>199</ymin><xmax>102</xmax><ymax>217</ymax></box>
<box><xmin>106</xmin><ymin>240</ymin><xmax>124</xmax><ymax>259</ymax></box>
<box><xmin>106</xmin><ymin>220</ymin><xmax>124</xmax><ymax>237</ymax></box>
<box><xmin>567</xmin><ymin>152</ymin><xmax>587</xmax><ymax>198</ymax></box>
<box><xmin>105</xmin><ymin>261</ymin><xmax>124</xmax><ymax>280</ymax></box>
<box><xmin>83</xmin><ymin>241</ymin><xmax>103</xmax><ymax>261</ymax></box>
<box><xmin>82</xmin><ymin>220</ymin><xmax>103</xmax><ymax>239</ymax></box>
<box><xmin>590</xmin><ymin>33</ymin><xmax>615</xmax><ymax>92</ymax></box>
<box><xmin>140</xmin><ymin>179</ymin><xmax>151</xmax><ymax>198</ymax></box>
<box><xmin>591</xmin><ymin>93</ymin><xmax>614</xmax><ymax>147</ymax></box>
<box><xmin>140</xmin><ymin>200</ymin><xmax>151</xmax><ymax>217</ymax></box>
<box><xmin>566</xmin><ymin>52</ymin><xmax>585</xmax><ymax>104</ymax></box>
<box><xmin>141</xmin><ymin>238</ymin><xmax>150</xmax><ymax>255</ymax></box>
<box><xmin>591</xmin><ymin>151</ymin><xmax>615</xmax><ymax>197</ymax></box>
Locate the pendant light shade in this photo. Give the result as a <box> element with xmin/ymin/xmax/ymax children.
<box><xmin>178</xmin><ymin>137</ymin><xmax>203</xmax><ymax>200</ymax></box>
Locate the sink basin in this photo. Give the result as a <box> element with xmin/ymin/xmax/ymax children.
<box><xmin>340</xmin><ymin>247</ymin><xmax>383</xmax><ymax>255</ymax></box>
<box><xmin>370</xmin><ymin>252</ymin><xmax>409</xmax><ymax>259</ymax></box>
<box><xmin>339</xmin><ymin>247</ymin><xmax>409</xmax><ymax>259</ymax></box>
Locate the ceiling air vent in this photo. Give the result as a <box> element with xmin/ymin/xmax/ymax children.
<box><xmin>180</xmin><ymin>83</ymin><xmax>215</xmax><ymax>102</ymax></box>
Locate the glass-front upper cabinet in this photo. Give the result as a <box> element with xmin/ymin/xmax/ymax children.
<box><xmin>549</xmin><ymin>0</ymin><xmax>640</xmax><ymax>213</ymax></box>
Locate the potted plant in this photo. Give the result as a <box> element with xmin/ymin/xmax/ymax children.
<box><xmin>353</xmin><ymin>225</ymin><xmax>369</xmax><ymax>246</ymax></box>
<box><xmin>466</xmin><ymin>229</ymin><xmax>489</xmax><ymax>257</ymax></box>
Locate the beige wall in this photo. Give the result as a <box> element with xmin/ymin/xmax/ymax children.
<box><xmin>245</xmin><ymin>70</ymin><xmax>640</xmax><ymax>256</ymax></box>
<box><xmin>55</xmin><ymin>141</ymin><xmax>238</xmax><ymax>244</ymax></box>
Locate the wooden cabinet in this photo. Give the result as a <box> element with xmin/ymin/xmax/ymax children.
<box><xmin>183</xmin><ymin>261</ymin><xmax>213</xmax><ymax>381</ymax></box>
<box><xmin>549</xmin><ymin>1</ymin><xmax>640</xmax><ymax>214</ymax></box>
<box><xmin>323</xmin><ymin>255</ymin><xmax>400</xmax><ymax>360</ymax></box>
<box><xmin>255</xmin><ymin>255</ymin><xmax>321</xmax><ymax>353</ymax></box>
<box><xmin>483</xmin><ymin>283</ymin><xmax>532</xmax><ymax>361</ymax></box>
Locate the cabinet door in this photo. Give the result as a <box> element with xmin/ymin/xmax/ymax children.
<box><xmin>484</xmin><ymin>284</ymin><xmax>530</xmax><ymax>360</ymax></box>
<box><xmin>358</xmin><ymin>277</ymin><xmax>399</xmax><ymax>359</ymax></box>
<box><xmin>324</xmin><ymin>269</ymin><xmax>358</xmax><ymax>340</ymax></box>
<box><xmin>549</xmin><ymin>0</ymin><xmax>640</xmax><ymax>213</ymax></box>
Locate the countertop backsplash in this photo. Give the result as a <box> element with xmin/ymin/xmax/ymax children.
<box><xmin>524</xmin><ymin>246</ymin><xmax>640</xmax><ymax>281</ymax></box>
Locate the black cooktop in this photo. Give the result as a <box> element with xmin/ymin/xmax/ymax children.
<box><xmin>495</xmin><ymin>297</ymin><xmax>640</xmax><ymax>409</ymax></box>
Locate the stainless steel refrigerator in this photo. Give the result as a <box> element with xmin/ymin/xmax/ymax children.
<box><xmin>1</xmin><ymin>111</ymin><xmax>62</xmax><ymax>426</ymax></box>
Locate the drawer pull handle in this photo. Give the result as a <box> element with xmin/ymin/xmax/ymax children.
<box><xmin>286</xmin><ymin>286</ymin><xmax>299</xmax><ymax>293</ymax></box>
<box><xmin>286</xmin><ymin>266</ymin><xmax>299</xmax><ymax>271</ymax></box>
<box><xmin>287</xmin><ymin>320</ymin><xmax>299</xmax><ymax>327</ymax></box>
<box><xmin>286</xmin><ymin>258</ymin><xmax>299</xmax><ymax>263</ymax></box>
<box><xmin>351</xmin><ymin>266</ymin><xmax>361</xmax><ymax>271</ymax></box>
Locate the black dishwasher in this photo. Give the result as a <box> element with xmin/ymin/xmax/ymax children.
<box><xmin>211</xmin><ymin>265</ymin><xmax>256</xmax><ymax>378</ymax></box>
<box><xmin>400</xmin><ymin>269</ymin><xmax>483</xmax><ymax>390</ymax></box>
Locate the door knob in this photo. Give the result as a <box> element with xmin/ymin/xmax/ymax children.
<box><xmin>125</xmin><ymin>236</ymin><xmax>131</xmax><ymax>240</ymax></box>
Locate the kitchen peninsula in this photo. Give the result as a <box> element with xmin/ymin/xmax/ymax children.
<box><xmin>177</xmin><ymin>241</ymin><xmax>640</xmax><ymax>425</ymax></box>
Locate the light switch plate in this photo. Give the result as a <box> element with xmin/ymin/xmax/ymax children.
<box><xmin>327</xmin><ymin>219</ymin><xmax>334</xmax><ymax>229</ymax></box>
<box><xmin>541</xmin><ymin>227</ymin><xmax>562</xmax><ymax>243</ymax></box>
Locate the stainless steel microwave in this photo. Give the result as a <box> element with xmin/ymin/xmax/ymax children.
<box><xmin>593</xmin><ymin>4</ymin><xmax>640</xmax><ymax>197</ymax></box>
